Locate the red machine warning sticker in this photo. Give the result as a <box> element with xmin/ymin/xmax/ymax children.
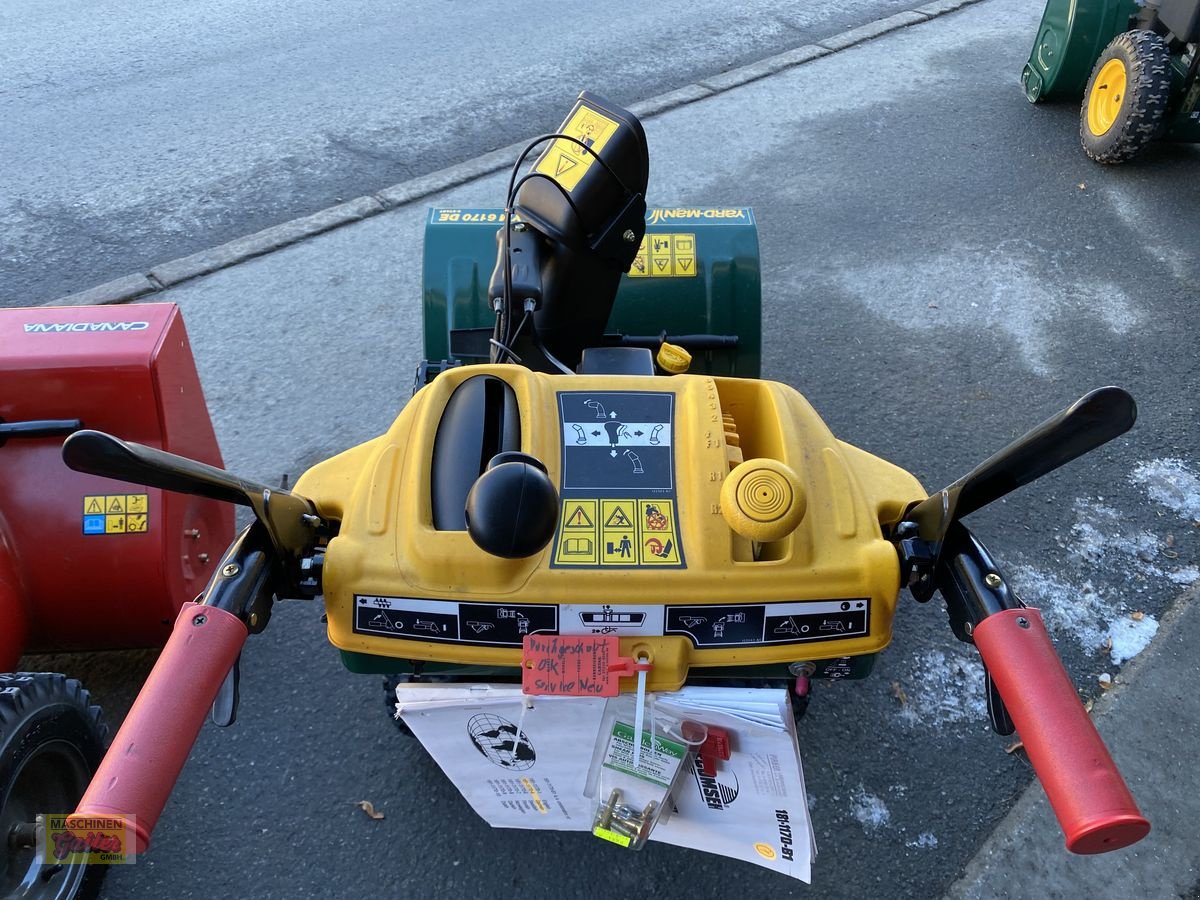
<box><xmin>82</xmin><ymin>494</ymin><xmax>149</xmax><ymax>535</ymax></box>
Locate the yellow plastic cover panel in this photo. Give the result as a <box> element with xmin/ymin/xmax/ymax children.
<box><xmin>295</xmin><ymin>367</ymin><xmax>925</xmax><ymax>690</ymax></box>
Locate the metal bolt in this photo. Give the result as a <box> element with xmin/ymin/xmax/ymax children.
<box><xmin>249</xmin><ymin>612</ymin><xmax>259</xmax><ymax>628</ymax></box>
<box><xmin>984</xmin><ymin>573</ymin><xmax>1002</xmax><ymax>589</ymax></box>
<box><xmin>186</xmin><ymin>528</ymin><xmax>201</xmax><ymax>540</ymax></box>
<box><xmin>222</xmin><ymin>563</ymin><xmax>240</xmax><ymax>577</ymax></box>
<box><xmin>788</xmin><ymin>661</ymin><xmax>816</xmax><ymax>677</ymax></box>
<box><xmin>597</xmin><ymin>789</ymin><xmax>620</xmax><ymax>829</ymax></box>
<box><xmin>609</xmin><ymin>805</ymin><xmax>642</xmax><ymax>837</ymax></box>
<box><xmin>512</xmin><ymin>221</ymin><xmax>527</xmax><ymax>233</ymax></box>
<box><xmin>301</xmin><ymin>514</ymin><xmax>321</xmax><ymax>527</ymax></box>
<box><xmin>622</xmin><ymin>229</ymin><xmax>637</xmax><ymax>243</ymax></box>
<box><xmin>1016</xmin><ymin>616</ymin><xmax>1030</xmax><ymax>629</ymax></box>
<box><xmin>636</xmin><ymin>801</ymin><xmax>658</xmax><ymax>844</ymax></box>
<box><xmin>198</xmin><ymin>553</ymin><xmax>210</xmax><ymax>564</ymax></box>
<box><xmin>192</xmin><ymin>614</ymin><xmax>207</xmax><ymax>626</ymax></box>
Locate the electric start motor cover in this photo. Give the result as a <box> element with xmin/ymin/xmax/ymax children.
<box><xmin>0</xmin><ymin>303</ymin><xmax>233</xmax><ymax>667</ymax></box>
<box><xmin>296</xmin><ymin>367</ymin><xmax>925</xmax><ymax>692</ymax></box>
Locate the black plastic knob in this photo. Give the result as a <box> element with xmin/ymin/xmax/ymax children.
<box><xmin>465</xmin><ymin>453</ymin><xmax>559</xmax><ymax>558</ymax></box>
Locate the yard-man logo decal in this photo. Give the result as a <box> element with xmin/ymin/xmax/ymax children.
<box><xmin>24</xmin><ymin>322</ymin><xmax>149</xmax><ymax>333</ymax></box>
<box><xmin>646</xmin><ymin>208</ymin><xmax>747</xmax><ymax>224</ymax></box>
<box><xmin>692</xmin><ymin>754</ymin><xmax>739</xmax><ymax>811</ymax></box>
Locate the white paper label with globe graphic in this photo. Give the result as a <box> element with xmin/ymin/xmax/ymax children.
<box><xmin>467</xmin><ymin>713</ymin><xmax>536</xmax><ymax>771</ymax></box>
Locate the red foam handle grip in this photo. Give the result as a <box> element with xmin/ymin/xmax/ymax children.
<box><xmin>73</xmin><ymin>602</ymin><xmax>247</xmax><ymax>853</ymax></box>
<box><xmin>973</xmin><ymin>608</ymin><xmax>1149</xmax><ymax>853</ymax></box>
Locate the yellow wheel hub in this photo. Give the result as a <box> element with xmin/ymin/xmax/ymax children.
<box><xmin>1087</xmin><ymin>58</ymin><xmax>1127</xmax><ymax>137</ymax></box>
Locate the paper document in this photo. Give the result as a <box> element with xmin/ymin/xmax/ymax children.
<box><xmin>395</xmin><ymin>683</ymin><xmax>815</xmax><ymax>882</ymax></box>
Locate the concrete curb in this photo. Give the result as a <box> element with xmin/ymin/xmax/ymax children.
<box><xmin>43</xmin><ymin>0</ymin><xmax>986</xmax><ymax>308</ymax></box>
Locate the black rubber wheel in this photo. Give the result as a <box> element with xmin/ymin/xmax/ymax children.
<box><xmin>1080</xmin><ymin>30</ymin><xmax>1171</xmax><ymax>164</ymax></box>
<box><xmin>1</xmin><ymin>673</ymin><xmax>109</xmax><ymax>900</ymax></box>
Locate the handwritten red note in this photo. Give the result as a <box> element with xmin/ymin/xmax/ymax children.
<box><xmin>521</xmin><ymin>635</ymin><xmax>646</xmax><ymax>696</ymax></box>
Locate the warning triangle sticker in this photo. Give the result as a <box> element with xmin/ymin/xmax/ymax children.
<box><xmin>555</xmin><ymin>154</ymin><xmax>578</xmax><ymax>177</ymax></box>
<box><xmin>86</xmin><ymin>499</ymin><xmax>103</xmax><ymax>514</ymax></box>
<box><xmin>654</xmin><ymin>259</ymin><xmax>669</xmax><ymax>271</ymax></box>
<box><xmin>678</xmin><ymin>258</ymin><xmax>692</xmax><ymax>271</ymax></box>
<box><xmin>565</xmin><ymin>504</ymin><xmax>594</xmax><ymax>528</ymax></box>
<box><xmin>107</xmin><ymin>496</ymin><xmax>125</xmax><ymax>513</ymax></box>
<box><xmin>605</xmin><ymin>506</ymin><xmax>633</xmax><ymax>528</ymax></box>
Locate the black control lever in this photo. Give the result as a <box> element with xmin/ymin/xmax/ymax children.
<box><xmin>212</xmin><ymin>659</ymin><xmax>241</xmax><ymax>727</ymax></box>
<box><xmin>906</xmin><ymin>387</ymin><xmax>1136</xmax><ymax>551</ymax></box>
<box><xmin>929</xmin><ymin>523</ymin><xmax>1026</xmax><ymax>736</ymax></box>
<box><xmin>203</xmin><ymin>523</ymin><xmax>276</xmax><ymax>726</ymax></box>
<box><xmin>0</xmin><ymin>418</ymin><xmax>83</xmax><ymax>441</ymax></box>
<box><xmin>63</xmin><ymin>430</ymin><xmax>323</xmax><ymax>580</ymax></box>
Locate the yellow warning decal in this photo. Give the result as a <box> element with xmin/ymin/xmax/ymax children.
<box><xmin>600</xmin><ymin>500</ymin><xmax>637</xmax><ymax>565</ymax></box>
<box><xmin>83</xmin><ymin>494</ymin><xmax>149</xmax><ymax>536</ymax></box>
<box><xmin>533</xmin><ymin>106</ymin><xmax>620</xmax><ymax>192</ymax></box>
<box><xmin>554</xmin><ymin>498</ymin><xmax>682</xmax><ymax>567</ymax></box>
<box><xmin>555</xmin><ymin>499</ymin><xmax>598</xmax><ymax>565</ymax></box>
<box><xmin>564</xmin><ymin>500</ymin><xmax>597</xmax><ymax>529</ymax></box>
<box><xmin>638</xmin><ymin>500</ymin><xmax>680</xmax><ymax>565</ymax></box>
<box><xmin>627</xmin><ymin>233</ymin><xmax>696</xmax><ymax>278</ymax></box>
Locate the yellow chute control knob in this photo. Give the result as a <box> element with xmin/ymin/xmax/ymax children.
<box><xmin>721</xmin><ymin>458</ymin><xmax>806</xmax><ymax>542</ymax></box>
<box><xmin>657</xmin><ymin>341</ymin><xmax>692</xmax><ymax>374</ymax></box>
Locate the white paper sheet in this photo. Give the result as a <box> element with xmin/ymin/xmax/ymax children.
<box><xmin>395</xmin><ymin>683</ymin><xmax>814</xmax><ymax>881</ymax></box>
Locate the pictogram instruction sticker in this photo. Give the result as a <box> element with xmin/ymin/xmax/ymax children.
<box><xmin>83</xmin><ymin>494</ymin><xmax>149</xmax><ymax>536</ymax></box>
<box><xmin>627</xmin><ymin>233</ymin><xmax>696</xmax><ymax>278</ymax></box>
<box><xmin>533</xmin><ymin>105</ymin><xmax>620</xmax><ymax>192</ymax></box>
<box><xmin>555</xmin><ymin>499</ymin><xmax>598</xmax><ymax>565</ymax></box>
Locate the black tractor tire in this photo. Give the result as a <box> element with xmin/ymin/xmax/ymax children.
<box><xmin>1080</xmin><ymin>30</ymin><xmax>1171</xmax><ymax>164</ymax></box>
<box><xmin>1</xmin><ymin>673</ymin><xmax>109</xmax><ymax>900</ymax></box>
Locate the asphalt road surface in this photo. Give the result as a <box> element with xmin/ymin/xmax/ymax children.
<box><xmin>2</xmin><ymin>0</ymin><xmax>917</xmax><ymax>306</ymax></box>
<box><xmin>15</xmin><ymin>0</ymin><xmax>1200</xmax><ymax>897</ymax></box>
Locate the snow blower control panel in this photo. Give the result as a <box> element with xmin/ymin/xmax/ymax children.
<box><xmin>295</xmin><ymin>366</ymin><xmax>925</xmax><ymax>690</ymax></box>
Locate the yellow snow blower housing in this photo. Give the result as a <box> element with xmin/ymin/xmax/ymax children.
<box><xmin>297</xmin><ymin>366</ymin><xmax>925</xmax><ymax>691</ymax></box>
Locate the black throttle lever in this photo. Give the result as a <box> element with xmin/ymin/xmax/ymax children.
<box><xmin>926</xmin><ymin>522</ymin><xmax>1025</xmax><ymax>736</ymax></box>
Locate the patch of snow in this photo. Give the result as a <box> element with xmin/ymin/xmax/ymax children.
<box><xmin>835</xmin><ymin>240</ymin><xmax>1140</xmax><ymax>376</ymax></box>
<box><xmin>1131</xmin><ymin>459</ymin><xmax>1200</xmax><ymax>521</ymax></box>
<box><xmin>1108</xmin><ymin>614</ymin><xmax>1160</xmax><ymax>665</ymax></box>
<box><xmin>849</xmin><ymin>786</ymin><xmax>890</xmax><ymax>833</ymax></box>
<box><xmin>895</xmin><ymin>648</ymin><xmax>987</xmax><ymax>728</ymax></box>
<box><xmin>1013</xmin><ymin>566</ymin><xmax>1162</xmax><ymax>665</ymax></box>
<box><xmin>906</xmin><ymin>832</ymin><xmax>938</xmax><ymax>849</ymax></box>
<box><xmin>1069</xmin><ymin>501</ymin><xmax>1160</xmax><ymax>566</ymax></box>
<box><xmin>1011</xmin><ymin>567</ymin><xmax>1111</xmax><ymax>654</ymax></box>
<box><xmin>1168</xmin><ymin>566</ymin><xmax>1200</xmax><ymax>586</ymax></box>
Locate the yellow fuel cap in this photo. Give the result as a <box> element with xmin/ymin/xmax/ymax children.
<box><xmin>656</xmin><ymin>341</ymin><xmax>692</xmax><ymax>374</ymax></box>
<box><xmin>721</xmin><ymin>458</ymin><xmax>806</xmax><ymax>542</ymax></box>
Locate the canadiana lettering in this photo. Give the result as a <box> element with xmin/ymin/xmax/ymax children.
<box><xmin>24</xmin><ymin>322</ymin><xmax>149</xmax><ymax>333</ymax></box>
